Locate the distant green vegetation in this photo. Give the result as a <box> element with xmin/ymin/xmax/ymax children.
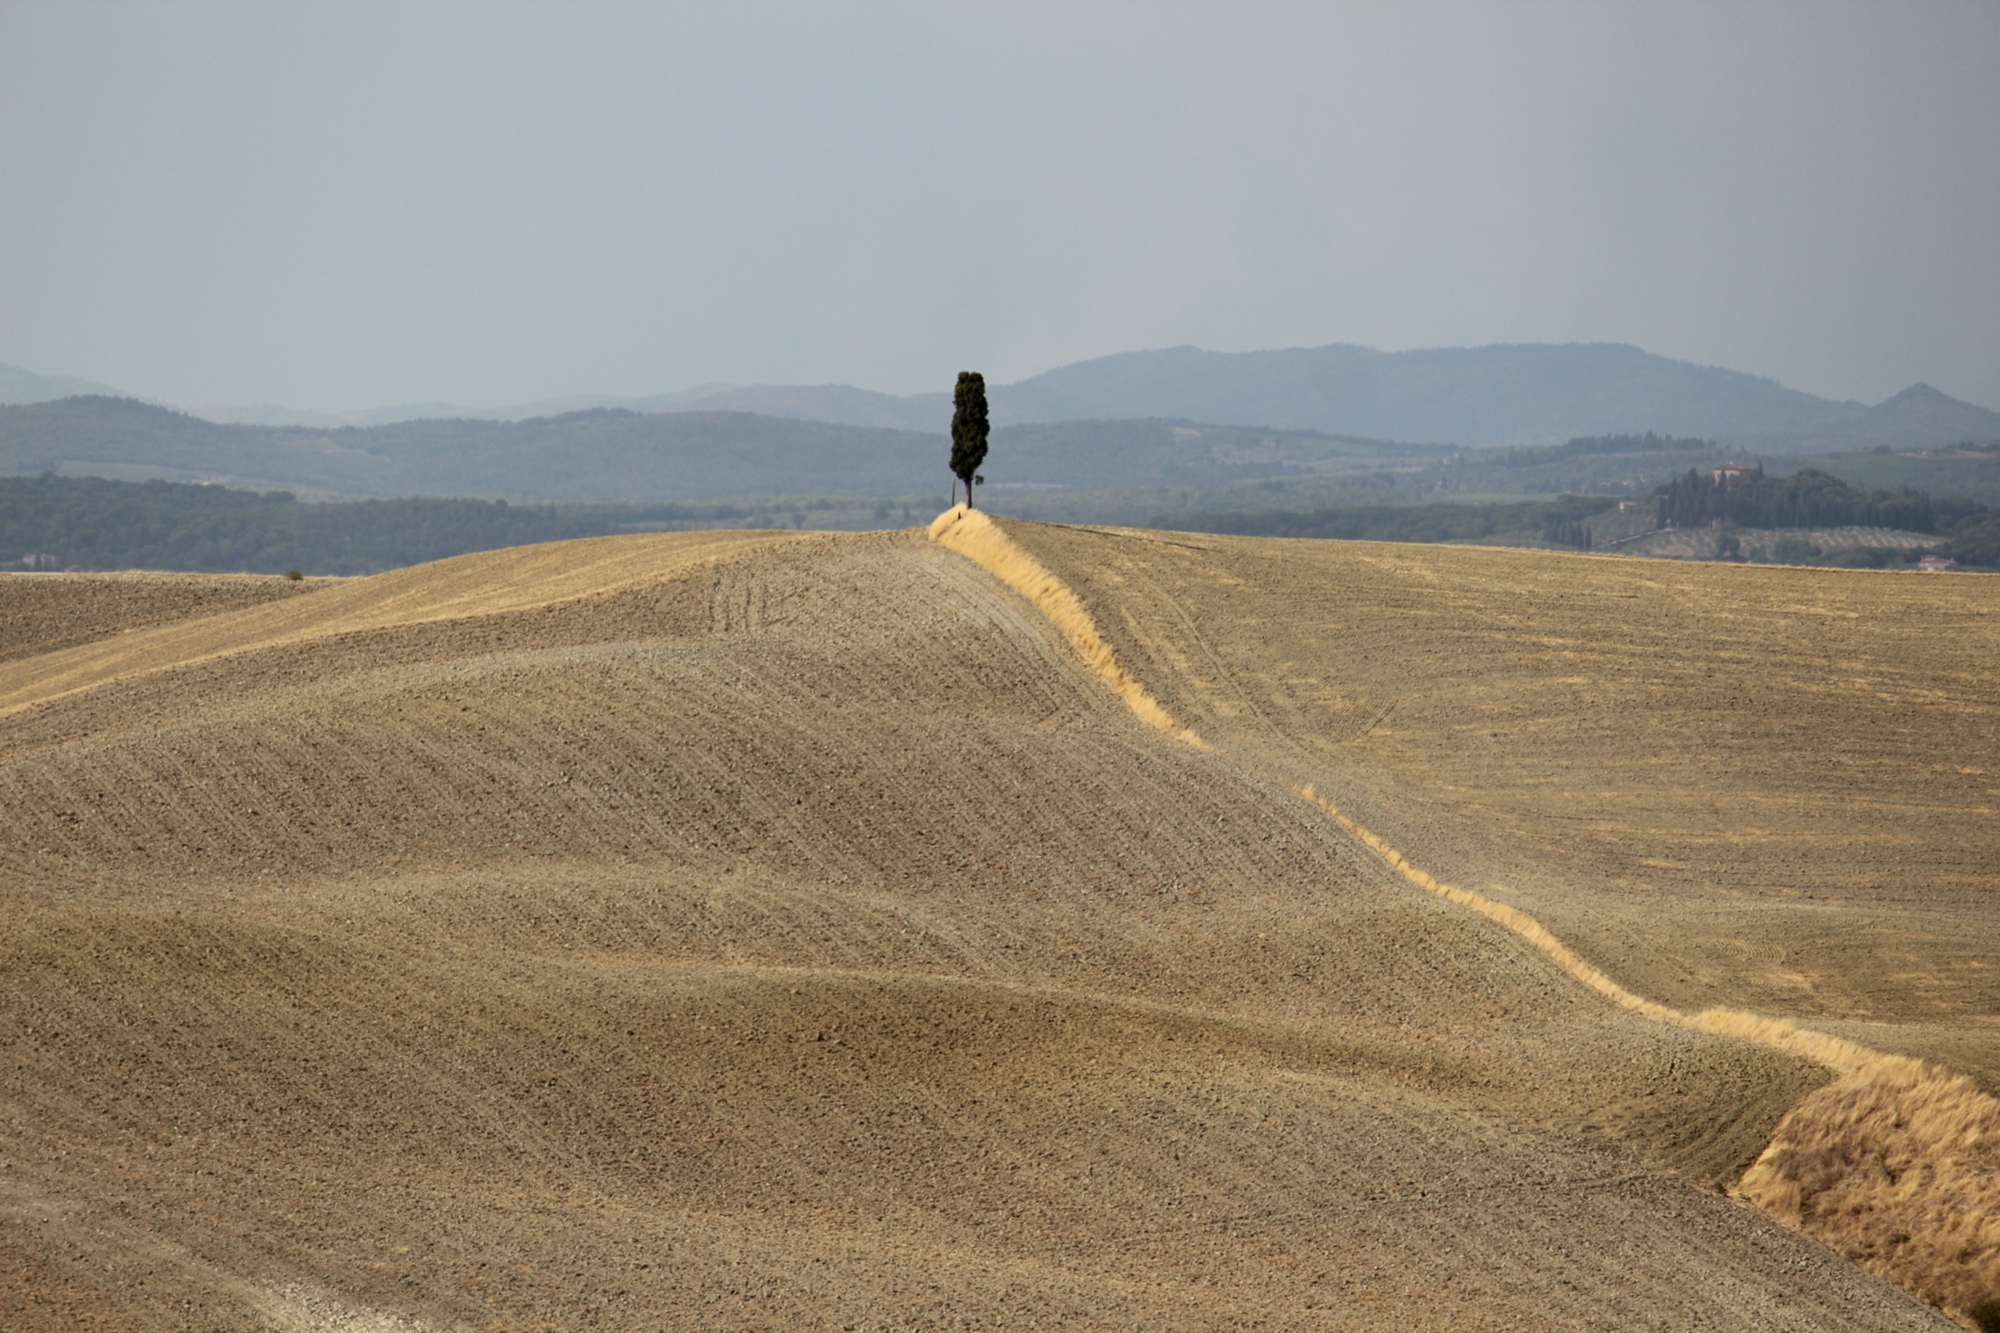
<box><xmin>1769</xmin><ymin>443</ymin><xmax>2000</xmax><ymax>507</ymax></box>
<box><xmin>8</xmin><ymin>420</ymin><xmax>1998</xmax><ymax>576</ymax></box>
<box><xmin>0</xmin><ymin>474</ymin><xmax>922</xmax><ymax>575</ymax></box>
<box><xmin>1165</xmin><ymin>494</ymin><xmax>1622</xmax><ymax>545</ymax></box>
<box><xmin>1655</xmin><ymin>466</ymin><xmax>1936</xmax><ymax>531</ymax></box>
<box><xmin>15</xmin><ymin>396</ymin><xmax>2000</xmax><ymax>533</ymax></box>
<box><xmin>0</xmin><ymin>396</ymin><xmax>1438</xmax><ymax>505</ymax></box>
<box><xmin>1940</xmin><ymin>514</ymin><xmax>2000</xmax><ymax>568</ymax></box>
<box><xmin>0</xmin><ymin>397</ymin><xmax>947</xmax><ymax>503</ymax></box>
<box><xmin>1646</xmin><ymin>467</ymin><xmax>2000</xmax><ymax>566</ymax></box>
<box><xmin>1163</xmin><ymin>468</ymin><xmax>2000</xmax><ymax>570</ymax></box>
<box><xmin>1495</xmin><ymin>432</ymin><xmax>1717</xmax><ymax>468</ymax></box>
<box><xmin>1543</xmin><ymin>516</ymin><xmax>1596</xmax><ymax>550</ymax></box>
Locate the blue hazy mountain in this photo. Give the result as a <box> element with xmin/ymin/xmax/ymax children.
<box><xmin>0</xmin><ymin>363</ymin><xmax>124</xmax><ymax>405</ymax></box>
<box><xmin>10</xmin><ymin>342</ymin><xmax>1998</xmax><ymax>450</ymax></box>
<box><xmin>987</xmin><ymin>343</ymin><xmax>2000</xmax><ymax>449</ymax></box>
<box><xmin>642</xmin><ymin>343</ymin><xmax>2000</xmax><ymax>449</ymax></box>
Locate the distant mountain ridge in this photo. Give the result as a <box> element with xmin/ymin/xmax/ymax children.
<box><xmin>191</xmin><ymin>383</ymin><xmax>741</xmax><ymax>428</ymax></box>
<box><xmin>191</xmin><ymin>383</ymin><xmax>949</xmax><ymax>432</ymax></box>
<box><xmin>0</xmin><ymin>363</ymin><xmax>124</xmax><ymax>405</ymax></box>
<box><xmin>604</xmin><ymin>343</ymin><xmax>2000</xmax><ymax>449</ymax></box>
<box><xmin>0</xmin><ymin>398</ymin><xmax>941</xmax><ymax>502</ymax></box>
<box><xmin>10</xmin><ymin>342</ymin><xmax>1999</xmax><ymax>448</ymax></box>
<box><xmin>986</xmin><ymin>343</ymin><xmax>2000</xmax><ymax>450</ymax></box>
<box><xmin>10</xmin><ymin>393</ymin><xmax>2000</xmax><ymax>526</ymax></box>
<box><xmin>0</xmin><ymin>396</ymin><xmax>1432</xmax><ymax>504</ymax></box>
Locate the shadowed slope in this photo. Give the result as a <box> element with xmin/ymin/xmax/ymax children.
<box><xmin>0</xmin><ymin>530</ymin><xmax>1948</xmax><ymax>1330</ymax></box>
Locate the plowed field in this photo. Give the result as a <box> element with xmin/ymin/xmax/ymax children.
<box><xmin>1006</xmin><ymin>523</ymin><xmax>2000</xmax><ymax>1087</ymax></box>
<box><xmin>1</xmin><ymin>525</ymin><xmax>1980</xmax><ymax>1330</ymax></box>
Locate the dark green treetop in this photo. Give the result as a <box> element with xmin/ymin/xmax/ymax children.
<box><xmin>950</xmin><ymin>371</ymin><xmax>990</xmax><ymax>508</ymax></box>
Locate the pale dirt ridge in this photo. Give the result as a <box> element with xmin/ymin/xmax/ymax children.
<box><xmin>0</xmin><ymin>525</ymin><xmax>1967</xmax><ymax>1330</ymax></box>
<box><xmin>252</xmin><ymin>1284</ymin><xmax>441</xmax><ymax>1333</ymax></box>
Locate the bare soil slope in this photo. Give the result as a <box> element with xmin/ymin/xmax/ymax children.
<box><xmin>1001</xmin><ymin>523</ymin><xmax>2000</xmax><ymax>1088</ymax></box>
<box><xmin>0</xmin><ymin>572</ymin><xmax>320</xmax><ymax>665</ymax></box>
<box><xmin>0</xmin><ymin>530</ymin><xmax>1953</xmax><ymax>1330</ymax></box>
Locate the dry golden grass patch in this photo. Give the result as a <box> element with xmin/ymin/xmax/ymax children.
<box><xmin>1747</xmin><ymin>1057</ymin><xmax>2000</xmax><ymax>1318</ymax></box>
<box><xmin>930</xmin><ymin>505</ymin><xmax>1205</xmax><ymax>746</ymax></box>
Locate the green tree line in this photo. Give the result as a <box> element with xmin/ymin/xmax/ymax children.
<box><xmin>1170</xmin><ymin>494</ymin><xmax>1621</xmax><ymax>544</ymax></box>
<box><xmin>1543</xmin><ymin>517</ymin><xmax>1594</xmax><ymax>550</ymax></box>
<box><xmin>0</xmin><ymin>474</ymin><xmax>752</xmax><ymax>575</ymax></box>
<box><xmin>8</xmin><ymin>471</ymin><xmax>1996</xmax><ymax>576</ymax></box>
<box><xmin>1655</xmin><ymin>467</ymin><xmax>1936</xmax><ymax>532</ymax></box>
<box><xmin>1498</xmin><ymin>432</ymin><xmax>1718</xmax><ymax>468</ymax></box>
<box><xmin>1166</xmin><ymin>482</ymin><xmax>2000</xmax><ymax>570</ymax></box>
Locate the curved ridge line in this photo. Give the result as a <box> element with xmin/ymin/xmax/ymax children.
<box><xmin>1292</xmin><ymin>785</ymin><xmax>1905</xmax><ymax>1076</ymax></box>
<box><xmin>1292</xmin><ymin>788</ymin><xmax>2000</xmax><ymax>1309</ymax></box>
<box><xmin>931</xmin><ymin>506</ymin><xmax>2000</xmax><ymax>1313</ymax></box>
<box><xmin>925</xmin><ymin>507</ymin><xmax>1907</xmax><ymax>1076</ymax></box>
<box><xmin>928</xmin><ymin>506</ymin><xmax>1207</xmax><ymax>748</ymax></box>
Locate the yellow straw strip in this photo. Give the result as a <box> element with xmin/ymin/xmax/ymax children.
<box><xmin>929</xmin><ymin>506</ymin><xmax>1206</xmax><ymax>747</ymax></box>
<box><xmin>929</xmin><ymin>506</ymin><xmax>2000</xmax><ymax>1317</ymax></box>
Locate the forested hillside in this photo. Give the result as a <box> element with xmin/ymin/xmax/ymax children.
<box><xmin>1172</xmin><ymin>495</ymin><xmax>1623</xmax><ymax>546</ymax></box>
<box><xmin>1655</xmin><ymin>467</ymin><xmax>1937</xmax><ymax>531</ymax></box>
<box><xmin>9</xmin><ymin>406</ymin><xmax>2000</xmax><ymax>575</ymax></box>
<box><xmin>0</xmin><ymin>475</ymin><xmax>749</xmax><ymax>575</ymax></box>
<box><xmin>13</xmin><ymin>394</ymin><xmax>2000</xmax><ymax>524</ymax></box>
<box><xmin>1170</xmin><ymin>470</ymin><xmax>2000</xmax><ymax>569</ymax></box>
<box><xmin>0</xmin><ymin>396</ymin><xmax>1439</xmax><ymax>503</ymax></box>
<box><xmin>11</xmin><ymin>466</ymin><xmax>1999</xmax><ymax>578</ymax></box>
<box><xmin>0</xmin><ymin>397</ymin><xmax>946</xmax><ymax>502</ymax></box>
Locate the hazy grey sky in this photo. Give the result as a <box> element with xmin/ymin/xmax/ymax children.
<box><xmin>4</xmin><ymin>1</ymin><xmax>1997</xmax><ymax>412</ymax></box>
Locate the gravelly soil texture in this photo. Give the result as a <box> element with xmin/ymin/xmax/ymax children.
<box><xmin>0</xmin><ymin>532</ymin><xmax>1961</xmax><ymax>1330</ymax></box>
<box><xmin>0</xmin><ymin>571</ymin><xmax>321</xmax><ymax>665</ymax></box>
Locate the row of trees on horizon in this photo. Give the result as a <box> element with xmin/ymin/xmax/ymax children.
<box><xmin>6</xmin><ymin>447</ymin><xmax>2000</xmax><ymax>576</ymax></box>
<box><xmin>1654</xmin><ymin>466</ymin><xmax>1940</xmax><ymax>533</ymax></box>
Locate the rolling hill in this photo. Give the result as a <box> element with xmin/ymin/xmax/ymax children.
<box><xmin>3</xmin><ymin>517</ymin><xmax>1995</xmax><ymax>1328</ymax></box>
<box><xmin>21</xmin><ymin>340</ymin><xmax>1997</xmax><ymax>450</ymax></box>
<box><xmin>0</xmin><ymin>397</ymin><xmax>947</xmax><ymax>501</ymax></box>
<box><xmin>0</xmin><ymin>396</ymin><xmax>1436</xmax><ymax>504</ymax></box>
<box><xmin>988</xmin><ymin>344</ymin><xmax>2000</xmax><ymax>450</ymax></box>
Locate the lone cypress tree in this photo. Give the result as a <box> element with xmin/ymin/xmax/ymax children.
<box><xmin>950</xmin><ymin>371</ymin><xmax>990</xmax><ymax>509</ymax></box>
